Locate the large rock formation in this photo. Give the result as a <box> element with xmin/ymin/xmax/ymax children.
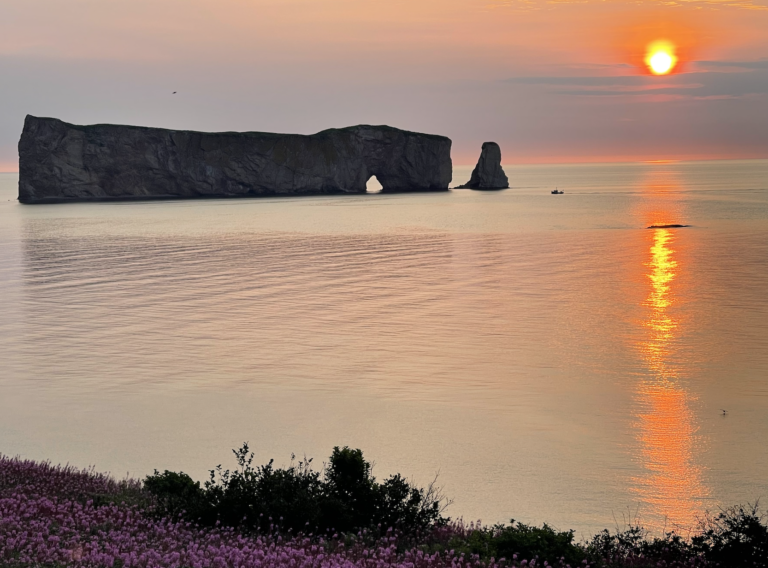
<box><xmin>18</xmin><ymin>116</ymin><xmax>452</xmax><ymax>203</ymax></box>
<box><xmin>456</xmin><ymin>142</ymin><xmax>509</xmax><ymax>190</ymax></box>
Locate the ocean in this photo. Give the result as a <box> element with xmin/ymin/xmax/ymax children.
<box><xmin>1</xmin><ymin>160</ymin><xmax>767</xmax><ymax>537</ymax></box>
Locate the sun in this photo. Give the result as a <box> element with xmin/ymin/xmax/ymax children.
<box><xmin>645</xmin><ymin>40</ymin><xmax>678</xmax><ymax>75</ymax></box>
<box><xmin>649</xmin><ymin>51</ymin><xmax>674</xmax><ymax>75</ymax></box>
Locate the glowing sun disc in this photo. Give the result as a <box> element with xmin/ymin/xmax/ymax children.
<box><xmin>645</xmin><ymin>40</ymin><xmax>678</xmax><ymax>75</ymax></box>
<box><xmin>649</xmin><ymin>51</ymin><xmax>674</xmax><ymax>74</ymax></box>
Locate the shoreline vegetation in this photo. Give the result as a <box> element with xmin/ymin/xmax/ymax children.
<box><xmin>1</xmin><ymin>447</ymin><xmax>766</xmax><ymax>568</ymax></box>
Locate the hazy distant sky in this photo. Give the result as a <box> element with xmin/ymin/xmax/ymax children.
<box><xmin>1</xmin><ymin>0</ymin><xmax>767</xmax><ymax>169</ymax></box>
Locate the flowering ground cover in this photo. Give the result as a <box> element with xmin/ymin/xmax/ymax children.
<box><xmin>0</xmin><ymin>454</ymin><xmax>550</xmax><ymax>568</ymax></box>
<box><xmin>1</xmin><ymin>452</ymin><xmax>765</xmax><ymax>568</ymax></box>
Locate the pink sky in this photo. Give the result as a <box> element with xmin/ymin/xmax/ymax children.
<box><xmin>1</xmin><ymin>0</ymin><xmax>767</xmax><ymax>169</ymax></box>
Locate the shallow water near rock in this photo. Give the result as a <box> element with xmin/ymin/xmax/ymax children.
<box><xmin>1</xmin><ymin>160</ymin><xmax>767</xmax><ymax>538</ymax></box>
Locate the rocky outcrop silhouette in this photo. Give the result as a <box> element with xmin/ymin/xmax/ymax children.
<box><xmin>457</xmin><ymin>142</ymin><xmax>509</xmax><ymax>190</ymax></box>
<box><xmin>18</xmin><ymin>116</ymin><xmax>452</xmax><ymax>203</ymax></box>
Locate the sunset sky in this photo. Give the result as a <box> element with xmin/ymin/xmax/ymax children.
<box><xmin>1</xmin><ymin>0</ymin><xmax>767</xmax><ymax>169</ymax></box>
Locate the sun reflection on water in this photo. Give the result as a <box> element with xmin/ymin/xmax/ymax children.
<box><xmin>633</xmin><ymin>225</ymin><xmax>709</xmax><ymax>532</ymax></box>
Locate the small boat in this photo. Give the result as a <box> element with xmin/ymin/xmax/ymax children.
<box><xmin>551</xmin><ymin>188</ymin><xmax>564</xmax><ymax>194</ymax></box>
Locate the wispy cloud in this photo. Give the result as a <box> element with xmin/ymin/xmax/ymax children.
<box><xmin>503</xmin><ymin>61</ymin><xmax>768</xmax><ymax>100</ymax></box>
<box><xmin>563</xmin><ymin>82</ymin><xmax>704</xmax><ymax>93</ymax></box>
<box><xmin>693</xmin><ymin>59</ymin><xmax>768</xmax><ymax>71</ymax></box>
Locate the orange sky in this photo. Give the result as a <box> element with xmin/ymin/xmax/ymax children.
<box><xmin>1</xmin><ymin>0</ymin><xmax>767</xmax><ymax>167</ymax></box>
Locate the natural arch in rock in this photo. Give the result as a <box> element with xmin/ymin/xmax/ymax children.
<box><xmin>366</xmin><ymin>175</ymin><xmax>383</xmax><ymax>192</ymax></box>
<box><xmin>19</xmin><ymin>117</ymin><xmax>454</xmax><ymax>203</ymax></box>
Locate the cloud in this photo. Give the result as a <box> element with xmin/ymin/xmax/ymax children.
<box><xmin>693</xmin><ymin>59</ymin><xmax>768</xmax><ymax>71</ymax></box>
<box><xmin>506</xmin><ymin>75</ymin><xmax>666</xmax><ymax>86</ymax></box>
<box><xmin>503</xmin><ymin>61</ymin><xmax>768</xmax><ymax>100</ymax></box>
<box><xmin>561</xmin><ymin>83</ymin><xmax>705</xmax><ymax>93</ymax></box>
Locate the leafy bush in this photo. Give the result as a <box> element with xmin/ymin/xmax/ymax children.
<box><xmin>586</xmin><ymin>505</ymin><xmax>768</xmax><ymax>567</ymax></box>
<box><xmin>143</xmin><ymin>469</ymin><xmax>207</xmax><ymax>520</ymax></box>
<box><xmin>440</xmin><ymin>520</ymin><xmax>587</xmax><ymax>565</ymax></box>
<box><xmin>587</xmin><ymin>525</ymin><xmax>705</xmax><ymax>567</ymax></box>
<box><xmin>144</xmin><ymin>444</ymin><xmax>448</xmax><ymax>536</ymax></box>
<box><xmin>693</xmin><ymin>504</ymin><xmax>768</xmax><ymax>567</ymax></box>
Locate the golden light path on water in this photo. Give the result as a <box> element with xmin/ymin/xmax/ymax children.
<box><xmin>633</xmin><ymin>220</ymin><xmax>709</xmax><ymax>531</ymax></box>
<box><xmin>4</xmin><ymin>161</ymin><xmax>768</xmax><ymax>535</ymax></box>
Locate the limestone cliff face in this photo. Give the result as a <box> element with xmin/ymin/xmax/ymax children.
<box><xmin>18</xmin><ymin>116</ymin><xmax>452</xmax><ymax>203</ymax></box>
<box><xmin>456</xmin><ymin>142</ymin><xmax>509</xmax><ymax>190</ymax></box>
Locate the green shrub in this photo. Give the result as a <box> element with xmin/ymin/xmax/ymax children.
<box><xmin>448</xmin><ymin>521</ymin><xmax>587</xmax><ymax>565</ymax></box>
<box><xmin>693</xmin><ymin>504</ymin><xmax>768</xmax><ymax>567</ymax></box>
<box><xmin>587</xmin><ymin>525</ymin><xmax>699</xmax><ymax>567</ymax></box>
<box><xmin>586</xmin><ymin>505</ymin><xmax>768</xmax><ymax>567</ymax></box>
<box><xmin>145</xmin><ymin>443</ymin><xmax>447</xmax><ymax>536</ymax></box>
<box><xmin>143</xmin><ymin>470</ymin><xmax>206</xmax><ymax>520</ymax></box>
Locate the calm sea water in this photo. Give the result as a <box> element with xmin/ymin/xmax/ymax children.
<box><xmin>1</xmin><ymin>161</ymin><xmax>768</xmax><ymax>537</ymax></box>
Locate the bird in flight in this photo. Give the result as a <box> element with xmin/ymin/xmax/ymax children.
<box><xmin>721</xmin><ymin>409</ymin><xmax>728</xmax><ymax>415</ymax></box>
<box><xmin>172</xmin><ymin>91</ymin><xmax>177</xmax><ymax>94</ymax></box>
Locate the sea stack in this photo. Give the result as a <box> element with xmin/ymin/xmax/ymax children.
<box><xmin>457</xmin><ymin>142</ymin><xmax>509</xmax><ymax>190</ymax></box>
<box><xmin>18</xmin><ymin>116</ymin><xmax>453</xmax><ymax>203</ymax></box>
